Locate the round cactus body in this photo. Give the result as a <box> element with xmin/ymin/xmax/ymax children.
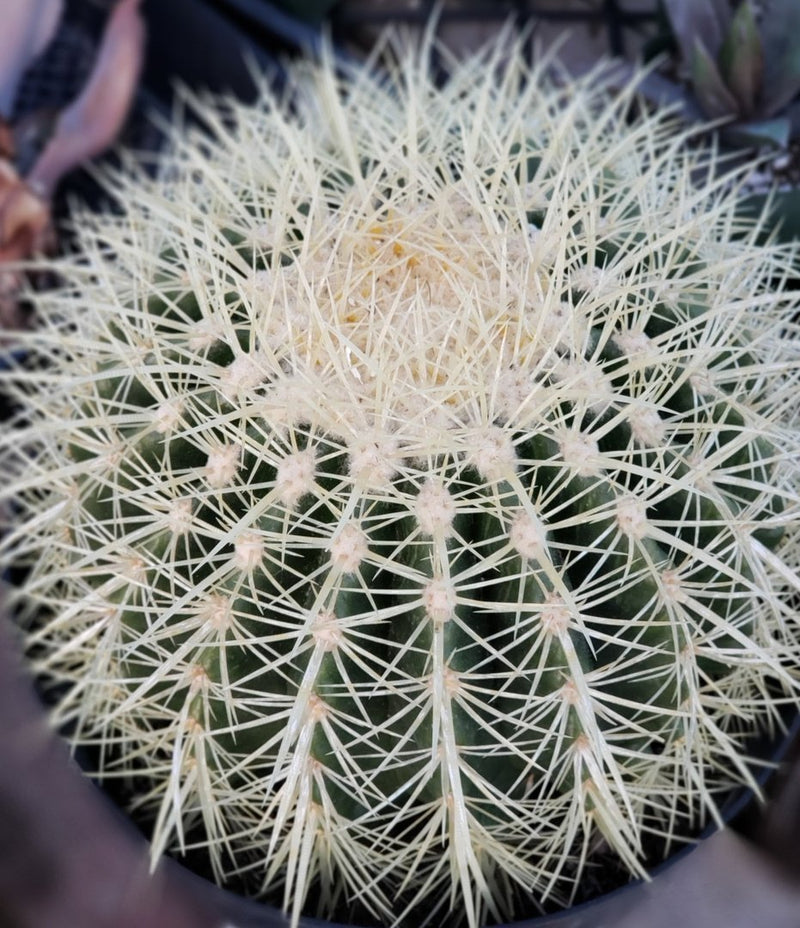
<box><xmin>3</xmin><ymin>35</ymin><xmax>800</xmax><ymax>928</ymax></box>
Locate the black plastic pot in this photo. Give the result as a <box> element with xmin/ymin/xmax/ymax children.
<box><xmin>143</xmin><ymin>718</ymin><xmax>800</xmax><ymax>928</ymax></box>
<box><xmin>2</xmin><ymin>610</ymin><xmax>784</xmax><ymax>928</ymax></box>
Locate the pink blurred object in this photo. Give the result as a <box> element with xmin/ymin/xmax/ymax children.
<box><xmin>27</xmin><ymin>0</ymin><xmax>145</xmax><ymax>199</ymax></box>
<box><xmin>0</xmin><ymin>0</ymin><xmax>145</xmax><ymax>328</ymax></box>
<box><xmin>0</xmin><ymin>0</ymin><xmax>63</xmax><ymax>118</ymax></box>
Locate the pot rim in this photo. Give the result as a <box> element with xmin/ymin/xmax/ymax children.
<box><xmin>97</xmin><ymin>711</ymin><xmax>800</xmax><ymax>928</ymax></box>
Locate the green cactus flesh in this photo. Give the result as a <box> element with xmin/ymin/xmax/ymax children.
<box><xmin>3</xmin><ymin>37</ymin><xmax>800</xmax><ymax>928</ymax></box>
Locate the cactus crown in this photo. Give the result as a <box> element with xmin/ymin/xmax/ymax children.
<box><xmin>2</xmin><ymin>31</ymin><xmax>800</xmax><ymax>928</ymax></box>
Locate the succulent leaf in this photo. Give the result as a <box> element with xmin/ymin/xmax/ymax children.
<box><xmin>662</xmin><ymin>0</ymin><xmax>732</xmax><ymax>65</ymax></box>
<box><xmin>690</xmin><ymin>37</ymin><xmax>741</xmax><ymax>119</ymax></box>
<box><xmin>760</xmin><ymin>0</ymin><xmax>800</xmax><ymax>116</ymax></box>
<box><xmin>718</xmin><ymin>1</ymin><xmax>763</xmax><ymax>118</ymax></box>
<box><xmin>739</xmin><ymin>187</ymin><xmax>800</xmax><ymax>245</ymax></box>
<box><xmin>722</xmin><ymin>116</ymin><xmax>791</xmax><ymax>149</ymax></box>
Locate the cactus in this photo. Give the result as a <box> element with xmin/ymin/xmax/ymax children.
<box><xmin>2</xmin><ymin>32</ymin><xmax>800</xmax><ymax>928</ymax></box>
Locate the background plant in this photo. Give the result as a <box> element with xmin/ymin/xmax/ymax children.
<box><xmin>2</xmin><ymin>31</ymin><xmax>800</xmax><ymax>928</ymax></box>
<box><xmin>647</xmin><ymin>0</ymin><xmax>800</xmax><ymax>150</ymax></box>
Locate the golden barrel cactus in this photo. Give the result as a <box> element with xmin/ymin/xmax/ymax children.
<box><xmin>2</xmin><ymin>33</ymin><xmax>800</xmax><ymax>928</ymax></box>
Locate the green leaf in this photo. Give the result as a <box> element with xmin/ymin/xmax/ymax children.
<box><xmin>691</xmin><ymin>37</ymin><xmax>740</xmax><ymax>119</ymax></box>
<box><xmin>738</xmin><ymin>188</ymin><xmax>800</xmax><ymax>244</ymax></box>
<box><xmin>718</xmin><ymin>1</ymin><xmax>763</xmax><ymax>118</ymax></box>
<box><xmin>662</xmin><ymin>0</ymin><xmax>731</xmax><ymax>63</ymax></box>
<box><xmin>760</xmin><ymin>0</ymin><xmax>800</xmax><ymax>116</ymax></box>
<box><xmin>722</xmin><ymin>116</ymin><xmax>790</xmax><ymax>149</ymax></box>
